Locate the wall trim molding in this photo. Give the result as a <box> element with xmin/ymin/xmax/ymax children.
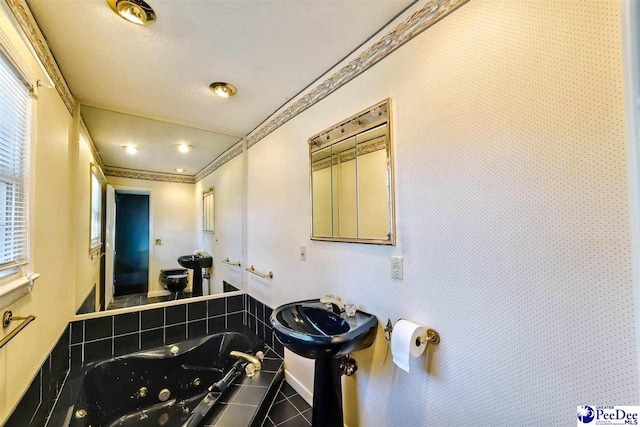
<box><xmin>284</xmin><ymin>369</ymin><xmax>313</xmax><ymax>405</ymax></box>
<box><xmin>4</xmin><ymin>0</ymin><xmax>75</xmax><ymax>116</ymax></box>
<box><xmin>194</xmin><ymin>141</ymin><xmax>244</xmax><ymax>182</ymax></box>
<box><xmin>79</xmin><ymin>118</ymin><xmax>105</xmax><ymax>169</ymax></box>
<box><xmin>104</xmin><ymin>167</ymin><xmax>196</xmax><ymax>184</ymax></box>
<box><xmin>245</xmin><ymin>0</ymin><xmax>468</xmax><ymax>150</ymax></box>
<box><xmin>3</xmin><ymin>0</ymin><xmax>468</xmax><ymax>184</ymax></box>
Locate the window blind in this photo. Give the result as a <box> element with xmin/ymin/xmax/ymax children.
<box><xmin>0</xmin><ymin>52</ymin><xmax>30</xmax><ymax>274</ymax></box>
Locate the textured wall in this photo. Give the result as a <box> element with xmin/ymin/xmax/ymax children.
<box><xmin>75</xmin><ymin>133</ymin><xmax>101</xmax><ymax>311</ymax></box>
<box><xmin>106</xmin><ymin>177</ymin><xmax>197</xmax><ymax>296</ymax></box>
<box><xmin>195</xmin><ymin>153</ymin><xmax>244</xmax><ymax>293</ymax></box>
<box><xmin>0</xmin><ymin>6</ymin><xmax>75</xmax><ymax>423</ymax></box>
<box><xmin>246</xmin><ymin>1</ymin><xmax>638</xmax><ymax>425</ymax></box>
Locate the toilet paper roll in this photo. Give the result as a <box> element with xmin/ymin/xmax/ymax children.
<box><xmin>391</xmin><ymin>319</ymin><xmax>427</xmax><ymax>373</ymax></box>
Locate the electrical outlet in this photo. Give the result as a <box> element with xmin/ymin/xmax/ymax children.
<box><xmin>300</xmin><ymin>246</ymin><xmax>307</xmax><ymax>261</ymax></box>
<box><xmin>391</xmin><ymin>256</ymin><xmax>403</xmax><ymax>280</ymax></box>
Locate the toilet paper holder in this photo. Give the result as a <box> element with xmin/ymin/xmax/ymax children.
<box><xmin>384</xmin><ymin>318</ymin><xmax>440</xmax><ymax>345</ymax></box>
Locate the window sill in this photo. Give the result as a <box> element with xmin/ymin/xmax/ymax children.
<box><xmin>89</xmin><ymin>244</ymin><xmax>102</xmax><ymax>259</ymax></box>
<box><xmin>0</xmin><ymin>273</ymin><xmax>40</xmax><ymax>310</ymax></box>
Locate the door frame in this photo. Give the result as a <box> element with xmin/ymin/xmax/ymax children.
<box><xmin>109</xmin><ymin>185</ymin><xmax>154</xmax><ymax>298</ymax></box>
<box><xmin>622</xmin><ymin>0</ymin><xmax>640</xmax><ymax>389</ymax></box>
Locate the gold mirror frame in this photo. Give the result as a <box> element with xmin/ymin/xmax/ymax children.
<box><xmin>309</xmin><ymin>98</ymin><xmax>396</xmax><ymax>245</ymax></box>
<box><xmin>89</xmin><ymin>163</ymin><xmax>106</xmax><ymax>256</ymax></box>
<box><xmin>202</xmin><ymin>186</ymin><xmax>215</xmax><ymax>233</ymax></box>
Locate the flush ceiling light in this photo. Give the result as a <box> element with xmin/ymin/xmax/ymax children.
<box><xmin>107</xmin><ymin>0</ymin><xmax>156</xmax><ymax>26</ymax></box>
<box><xmin>209</xmin><ymin>82</ymin><xmax>237</xmax><ymax>98</ymax></box>
<box><xmin>175</xmin><ymin>168</ymin><xmax>185</xmax><ymax>173</ymax></box>
<box><xmin>178</xmin><ymin>144</ymin><xmax>192</xmax><ymax>153</ymax></box>
<box><xmin>123</xmin><ymin>145</ymin><xmax>138</xmax><ymax>155</ymax></box>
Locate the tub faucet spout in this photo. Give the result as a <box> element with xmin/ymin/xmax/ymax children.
<box><xmin>229</xmin><ymin>351</ymin><xmax>262</xmax><ymax>370</ymax></box>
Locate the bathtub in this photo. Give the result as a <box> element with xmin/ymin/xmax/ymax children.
<box><xmin>63</xmin><ymin>331</ymin><xmax>263</xmax><ymax>427</ymax></box>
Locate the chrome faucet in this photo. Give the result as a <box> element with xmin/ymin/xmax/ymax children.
<box><xmin>229</xmin><ymin>351</ymin><xmax>262</xmax><ymax>370</ymax></box>
<box><xmin>320</xmin><ymin>295</ymin><xmax>344</xmax><ymax>314</ymax></box>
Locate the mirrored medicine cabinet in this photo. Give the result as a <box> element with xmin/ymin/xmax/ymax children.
<box><xmin>309</xmin><ymin>99</ymin><xmax>395</xmax><ymax>245</ymax></box>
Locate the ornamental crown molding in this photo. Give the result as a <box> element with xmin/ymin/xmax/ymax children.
<box><xmin>104</xmin><ymin>167</ymin><xmax>196</xmax><ymax>184</ymax></box>
<box><xmin>246</xmin><ymin>0</ymin><xmax>469</xmax><ymax>149</ymax></box>
<box><xmin>312</xmin><ymin>136</ymin><xmax>388</xmax><ymax>172</ymax></box>
<box><xmin>104</xmin><ymin>140</ymin><xmax>244</xmax><ymax>184</ymax></box>
<box><xmin>5</xmin><ymin>0</ymin><xmax>468</xmax><ymax>183</ymax></box>
<box><xmin>194</xmin><ymin>142</ymin><xmax>244</xmax><ymax>182</ymax></box>
<box><xmin>5</xmin><ymin>0</ymin><xmax>75</xmax><ymax>116</ymax></box>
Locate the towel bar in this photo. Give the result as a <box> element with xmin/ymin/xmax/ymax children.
<box><xmin>0</xmin><ymin>311</ymin><xmax>36</xmax><ymax>349</ymax></box>
<box><xmin>246</xmin><ymin>265</ymin><xmax>273</xmax><ymax>279</ymax></box>
<box><xmin>222</xmin><ymin>258</ymin><xmax>241</xmax><ymax>267</ymax></box>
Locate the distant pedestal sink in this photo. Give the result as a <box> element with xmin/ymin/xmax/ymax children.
<box><xmin>177</xmin><ymin>254</ymin><xmax>212</xmax><ymax>297</ymax></box>
<box><xmin>270</xmin><ymin>299</ymin><xmax>378</xmax><ymax>427</ymax></box>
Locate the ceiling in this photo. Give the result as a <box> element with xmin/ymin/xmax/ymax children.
<box><xmin>81</xmin><ymin>106</ymin><xmax>241</xmax><ymax>175</ymax></box>
<box><xmin>26</xmin><ymin>0</ymin><xmax>415</xmax><ymax>138</ymax></box>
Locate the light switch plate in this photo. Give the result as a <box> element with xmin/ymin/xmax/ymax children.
<box><xmin>391</xmin><ymin>256</ymin><xmax>403</xmax><ymax>280</ymax></box>
<box><xmin>300</xmin><ymin>246</ymin><xmax>307</xmax><ymax>261</ymax></box>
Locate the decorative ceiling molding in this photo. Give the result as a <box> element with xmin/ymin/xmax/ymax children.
<box><xmin>194</xmin><ymin>142</ymin><xmax>244</xmax><ymax>182</ymax></box>
<box><xmin>4</xmin><ymin>0</ymin><xmax>75</xmax><ymax>116</ymax></box>
<box><xmin>79</xmin><ymin>118</ymin><xmax>105</xmax><ymax>169</ymax></box>
<box><xmin>104</xmin><ymin>167</ymin><xmax>196</xmax><ymax>184</ymax></box>
<box><xmin>246</xmin><ymin>0</ymin><xmax>469</xmax><ymax>149</ymax></box>
<box><xmin>312</xmin><ymin>136</ymin><xmax>388</xmax><ymax>172</ymax></box>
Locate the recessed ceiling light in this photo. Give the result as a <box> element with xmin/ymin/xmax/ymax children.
<box><xmin>123</xmin><ymin>145</ymin><xmax>138</xmax><ymax>155</ymax></box>
<box><xmin>209</xmin><ymin>82</ymin><xmax>237</xmax><ymax>98</ymax></box>
<box><xmin>175</xmin><ymin>168</ymin><xmax>185</xmax><ymax>173</ymax></box>
<box><xmin>107</xmin><ymin>0</ymin><xmax>156</xmax><ymax>26</ymax></box>
<box><xmin>178</xmin><ymin>144</ymin><xmax>192</xmax><ymax>153</ymax></box>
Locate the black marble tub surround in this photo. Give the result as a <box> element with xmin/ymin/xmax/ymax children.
<box><xmin>46</xmin><ymin>332</ymin><xmax>284</xmax><ymax>427</ymax></box>
<box><xmin>204</xmin><ymin>347</ymin><xmax>285</xmax><ymax>427</ymax></box>
<box><xmin>7</xmin><ymin>293</ymin><xmax>256</xmax><ymax>426</ymax></box>
<box><xmin>5</xmin><ymin>325</ymin><xmax>70</xmax><ymax>427</ymax></box>
<box><xmin>70</xmin><ymin>294</ymin><xmax>245</xmax><ymax>364</ymax></box>
<box><xmin>63</xmin><ymin>332</ymin><xmax>266</xmax><ymax>427</ymax></box>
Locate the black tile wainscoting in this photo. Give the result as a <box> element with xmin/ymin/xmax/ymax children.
<box><xmin>70</xmin><ymin>294</ymin><xmax>245</xmax><ymax>365</ymax></box>
<box><xmin>244</xmin><ymin>295</ymin><xmax>284</xmax><ymax>359</ymax></box>
<box><xmin>5</xmin><ymin>326</ymin><xmax>70</xmax><ymax>427</ymax></box>
<box><xmin>75</xmin><ymin>284</ymin><xmax>96</xmax><ymax>315</ymax></box>
<box><xmin>5</xmin><ymin>293</ymin><xmax>296</xmax><ymax>427</ymax></box>
<box><xmin>224</xmin><ymin>280</ymin><xmax>240</xmax><ymax>293</ymax></box>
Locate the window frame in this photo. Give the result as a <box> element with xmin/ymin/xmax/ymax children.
<box><xmin>89</xmin><ymin>163</ymin><xmax>105</xmax><ymax>257</ymax></box>
<box><xmin>0</xmin><ymin>50</ymin><xmax>32</xmax><ymax>281</ymax></box>
<box><xmin>0</xmin><ymin>43</ymin><xmax>40</xmax><ymax>308</ymax></box>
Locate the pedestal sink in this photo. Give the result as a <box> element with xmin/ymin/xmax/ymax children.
<box><xmin>270</xmin><ymin>299</ymin><xmax>378</xmax><ymax>427</ymax></box>
<box><xmin>177</xmin><ymin>254</ymin><xmax>212</xmax><ymax>297</ymax></box>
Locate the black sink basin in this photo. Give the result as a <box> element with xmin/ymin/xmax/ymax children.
<box><xmin>177</xmin><ymin>254</ymin><xmax>213</xmax><ymax>297</ymax></box>
<box><xmin>271</xmin><ymin>299</ymin><xmax>378</xmax><ymax>427</ymax></box>
<box><xmin>178</xmin><ymin>254</ymin><xmax>213</xmax><ymax>269</ymax></box>
<box><xmin>272</xmin><ymin>300</ymin><xmax>376</xmax><ymax>359</ymax></box>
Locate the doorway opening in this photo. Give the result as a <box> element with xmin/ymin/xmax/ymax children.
<box><xmin>114</xmin><ymin>191</ymin><xmax>150</xmax><ymax>297</ymax></box>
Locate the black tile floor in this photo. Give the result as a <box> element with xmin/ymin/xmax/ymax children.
<box><xmin>107</xmin><ymin>291</ymin><xmax>194</xmax><ymax>310</ymax></box>
<box><xmin>263</xmin><ymin>382</ymin><xmax>312</xmax><ymax>427</ymax></box>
